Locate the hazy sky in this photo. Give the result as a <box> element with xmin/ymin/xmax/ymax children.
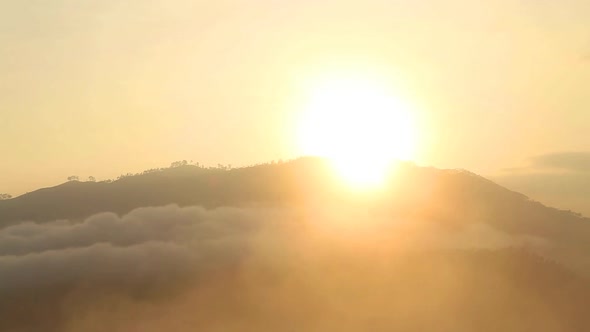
<box><xmin>1</xmin><ymin>0</ymin><xmax>590</xmax><ymax>198</ymax></box>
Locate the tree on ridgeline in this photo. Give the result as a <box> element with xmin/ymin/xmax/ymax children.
<box><xmin>170</xmin><ymin>160</ymin><xmax>188</xmax><ymax>168</ymax></box>
<box><xmin>0</xmin><ymin>193</ymin><xmax>12</xmax><ymax>200</ymax></box>
<box><xmin>117</xmin><ymin>173</ymin><xmax>134</xmax><ymax>180</ymax></box>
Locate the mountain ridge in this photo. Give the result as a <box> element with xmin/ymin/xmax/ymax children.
<box><xmin>0</xmin><ymin>157</ymin><xmax>587</xmax><ymax>227</ymax></box>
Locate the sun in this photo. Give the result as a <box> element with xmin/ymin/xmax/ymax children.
<box><xmin>297</xmin><ymin>74</ymin><xmax>417</xmax><ymax>188</ymax></box>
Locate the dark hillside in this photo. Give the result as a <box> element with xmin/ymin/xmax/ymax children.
<box><xmin>0</xmin><ymin>158</ymin><xmax>587</xmax><ymax>238</ymax></box>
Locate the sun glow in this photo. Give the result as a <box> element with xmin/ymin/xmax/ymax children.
<box><xmin>298</xmin><ymin>74</ymin><xmax>417</xmax><ymax>188</ymax></box>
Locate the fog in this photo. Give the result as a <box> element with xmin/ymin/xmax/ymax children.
<box><xmin>1</xmin><ymin>204</ymin><xmax>587</xmax><ymax>332</ymax></box>
<box><xmin>0</xmin><ymin>205</ymin><xmax>545</xmax><ymax>291</ymax></box>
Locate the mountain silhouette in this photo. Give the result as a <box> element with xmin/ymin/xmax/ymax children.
<box><xmin>0</xmin><ymin>157</ymin><xmax>586</xmax><ymax>227</ymax></box>
<box><xmin>1</xmin><ymin>157</ymin><xmax>590</xmax><ymax>331</ymax></box>
<box><xmin>2</xmin><ymin>157</ymin><xmax>589</xmax><ymax>272</ymax></box>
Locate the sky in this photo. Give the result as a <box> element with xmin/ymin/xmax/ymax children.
<box><xmin>1</xmin><ymin>0</ymin><xmax>589</xmax><ymax>211</ymax></box>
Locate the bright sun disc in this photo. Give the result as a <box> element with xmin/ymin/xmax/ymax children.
<box><xmin>298</xmin><ymin>75</ymin><xmax>417</xmax><ymax>188</ymax></box>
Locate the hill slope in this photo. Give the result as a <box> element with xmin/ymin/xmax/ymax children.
<box><xmin>1</xmin><ymin>158</ymin><xmax>590</xmax><ymax>331</ymax></box>
<box><xmin>0</xmin><ymin>157</ymin><xmax>586</xmax><ymax>227</ymax></box>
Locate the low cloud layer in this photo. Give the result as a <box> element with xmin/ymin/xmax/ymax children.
<box><xmin>0</xmin><ymin>204</ymin><xmax>552</xmax><ymax>293</ymax></box>
<box><xmin>0</xmin><ymin>205</ymin><xmax>292</xmax><ymax>292</ymax></box>
<box><xmin>0</xmin><ymin>204</ymin><xmax>585</xmax><ymax>332</ymax></box>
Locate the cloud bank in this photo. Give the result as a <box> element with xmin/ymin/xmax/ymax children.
<box><xmin>0</xmin><ymin>204</ymin><xmax>551</xmax><ymax>293</ymax></box>
<box><xmin>0</xmin><ymin>204</ymin><xmax>584</xmax><ymax>332</ymax></box>
<box><xmin>0</xmin><ymin>205</ymin><xmax>293</xmax><ymax>292</ymax></box>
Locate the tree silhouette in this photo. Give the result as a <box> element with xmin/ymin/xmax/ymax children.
<box><xmin>0</xmin><ymin>193</ymin><xmax>12</xmax><ymax>200</ymax></box>
<box><xmin>67</xmin><ymin>176</ymin><xmax>79</xmax><ymax>182</ymax></box>
<box><xmin>117</xmin><ymin>173</ymin><xmax>134</xmax><ymax>180</ymax></box>
<box><xmin>88</xmin><ymin>176</ymin><xmax>96</xmax><ymax>182</ymax></box>
<box><xmin>170</xmin><ymin>160</ymin><xmax>188</xmax><ymax>168</ymax></box>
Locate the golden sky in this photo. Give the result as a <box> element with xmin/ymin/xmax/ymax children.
<box><xmin>1</xmin><ymin>0</ymin><xmax>590</xmax><ymax>198</ymax></box>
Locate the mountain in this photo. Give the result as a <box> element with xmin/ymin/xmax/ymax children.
<box><xmin>3</xmin><ymin>157</ymin><xmax>589</xmax><ymax>270</ymax></box>
<box><xmin>0</xmin><ymin>157</ymin><xmax>586</xmax><ymax>227</ymax></box>
<box><xmin>0</xmin><ymin>158</ymin><xmax>333</xmax><ymax>225</ymax></box>
<box><xmin>1</xmin><ymin>157</ymin><xmax>590</xmax><ymax>331</ymax></box>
